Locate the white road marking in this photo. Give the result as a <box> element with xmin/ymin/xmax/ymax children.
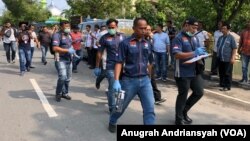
<box><xmin>166</xmin><ymin>78</ymin><xmax>250</xmax><ymax>105</ymax></box>
<box><xmin>30</xmin><ymin>79</ymin><xmax>58</xmax><ymax>117</ymax></box>
<box><xmin>204</xmin><ymin>89</ymin><xmax>250</xmax><ymax>105</ymax></box>
<box><xmin>16</xmin><ymin>52</ymin><xmax>19</xmax><ymax>60</ymax></box>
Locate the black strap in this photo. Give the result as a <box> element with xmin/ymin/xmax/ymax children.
<box><xmin>194</xmin><ymin>30</ymin><xmax>203</xmax><ymax>36</ymax></box>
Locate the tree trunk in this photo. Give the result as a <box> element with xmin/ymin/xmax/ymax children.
<box><xmin>226</xmin><ymin>0</ymin><xmax>245</xmax><ymax>23</ymax></box>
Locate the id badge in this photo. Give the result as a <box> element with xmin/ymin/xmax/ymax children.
<box><xmin>25</xmin><ymin>41</ymin><xmax>27</xmax><ymax>44</ymax></box>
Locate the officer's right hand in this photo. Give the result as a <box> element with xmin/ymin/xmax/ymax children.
<box><xmin>93</xmin><ymin>68</ymin><xmax>101</xmax><ymax>76</ymax></box>
<box><xmin>194</xmin><ymin>47</ymin><xmax>207</xmax><ymax>56</ymax></box>
<box><xmin>68</xmin><ymin>47</ymin><xmax>76</xmax><ymax>54</ymax></box>
<box><xmin>113</xmin><ymin>80</ymin><xmax>121</xmax><ymax>92</ymax></box>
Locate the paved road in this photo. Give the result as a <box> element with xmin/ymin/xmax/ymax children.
<box><xmin>0</xmin><ymin>45</ymin><xmax>249</xmax><ymax>141</ymax></box>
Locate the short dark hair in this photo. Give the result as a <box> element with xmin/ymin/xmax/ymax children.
<box><xmin>157</xmin><ymin>23</ymin><xmax>164</xmax><ymax>29</ymax></box>
<box><xmin>86</xmin><ymin>25</ymin><xmax>91</xmax><ymax>28</ymax></box>
<box><xmin>72</xmin><ymin>24</ymin><xmax>79</xmax><ymax>30</ymax></box>
<box><xmin>94</xmin><ymin>24</ymin><xmax>100</xmax><ymax>29</ymax></box>
<box><xmin>222</xmin><ymin>22</ymin><xmax>231</xmax><ymax>29</ymax></box>
<box><xmin>106</xmin><ymin>18</ymin><xmax>118</xmax><ymax>26</ymax></box>
<box><xmin>60</xmin><ymin>20</ymin><xmax>70</xmax><ymax>26</ymax></box>
<box><xmin>5</xmin><ymin>21</ymin><xmax>11</xmax><ymax>24</ymax></box>
<box><xmin>101</xmin><ymin>25</ymin><xmax>106</xmax><ymax>28</ymax></box>
<box><xmin>28</xmin><ymin>24</ymin><xmax>35</xmax><ymax>29</ymax></box>
<box><xmin>19</xmin><ymin>21</ymin><xmax>28</xmax><ymax>27</ymax></box>
<box><xmin>167</xmin><ymin>20</ymin><xmax>172</xmax><ymax>24</ymax></box>
<box><xmin>133</xmin><ymin>17</ymin><xmax>148</xmax><ymax>27</ymax></box>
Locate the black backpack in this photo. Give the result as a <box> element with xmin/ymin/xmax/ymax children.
<box><xmin>4</xmin><ymin>29</ymin><xmax>12</xmax><ymax>38</ymax></box>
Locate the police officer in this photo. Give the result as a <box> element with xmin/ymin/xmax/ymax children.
<box><xmin>94</xmin><ymin>19</ymin><xmax>126</xmax><ymax>113</ymax></box>
<box><xmin>52</xmin><ymin>20</ymin><xmax>76</xmax><ymax>102</ymax></box>
<box><xmin>108</xmin><ymin>18</ymin><xmax>155</xmax><ymax>133</ymax></box>
<box><xmin>172</xmin><ymin>17</ymin><xmax>208</xmax><ymax>125</ymax></box>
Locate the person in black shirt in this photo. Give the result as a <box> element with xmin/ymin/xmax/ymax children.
<box><xmin>17</xmin><ymin>22</ymin><xmax>33</xmax><ymax>76</ymax></box>
<box><xmin>166</xmin><ymin>20</ymin><xmax>177</xmax><ymax>68</ymax></box>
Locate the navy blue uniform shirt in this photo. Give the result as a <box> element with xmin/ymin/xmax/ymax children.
<box><xmin>52</xmin><ymin>31</ymin><xmax>72</xmax><ymax>62</ymax></box>
<box><xmin>172</xmin><ymin>31</ymin><xmax>200</xmax><ymax>78</ymax></box>
<box><xmin>217</xmin><ymin>34</ymin><xmax>237</xmax><ymax>62</ymax></box>
<box><xmin>99</xmin><ymin>32</ymin><xmax>126</xmax><ymax>70</ymax></box>
<box><xmin>116</xmin><ymin>34</ymin><xmax>153</xmax><ymax>77</ymax></box>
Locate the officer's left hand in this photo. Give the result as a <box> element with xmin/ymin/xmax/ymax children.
<box><xmin>113</xmin><ymin>80</ymin><xmax>121</xmax><ymax>92</ymax></box>
<box><xmin>194</xmin><ymin>47</ymin><xmax>208</xmax><ymax>56</ymax></box>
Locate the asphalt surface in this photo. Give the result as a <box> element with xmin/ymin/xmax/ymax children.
<box><xmin>0</xmin><ymin>45</ymin><xmax>250</xmax><ymax>141</ymax></box>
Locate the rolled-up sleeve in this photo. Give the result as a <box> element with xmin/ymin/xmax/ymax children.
<box><xmin>98</xmin><ymin>36</ymin><xmax>106</xmax><ymax>52</ymax></box>
<box><xmin>172</xmin><ymin>37</ymin><xmax>182</xmax><ymax>55</ymax></box>
<box><xmin>52</xmin><ymin>33</ymin><xmax>60</xmax><ymax>47</ymax></box>
<box><xmin>231</xmin><ymin>36</ymin><xmax>237</xmax><ymax>49</ymax></box>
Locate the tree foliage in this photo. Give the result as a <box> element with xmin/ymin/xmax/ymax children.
<box><xmin>1</xmin><ymin>0</ymin><xmax>50</xmax><ymax>25</ymax></box>
<box><xmin>135</xmin><ymin>0</ymin><xmax>250</xmax><ymax>32</ymax></box>
<box><xmin>66</xmin><ymin>0</ymin><xmax>135</xmax><ymax>19</ymax></box>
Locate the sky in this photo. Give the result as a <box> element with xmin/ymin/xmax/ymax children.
<box><xmin>0</xmin><ymin>0</ymin><xmax>70</xmax><ymax>16</ymax></box>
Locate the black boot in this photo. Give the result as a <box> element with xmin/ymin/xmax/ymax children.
<box><xmin>175</xmin><ymin>116</ymin><xmax>185</xmax><ymax>125</ymax></box>
<box><xmin>175</xmin><ymin>120</ymin><xmax>185</xmax><ymax>125</ymax></box>
<box><xmin>183</xmin><ymin>111</ymin><xmax>192</xmax><ymax>124</ymax></box>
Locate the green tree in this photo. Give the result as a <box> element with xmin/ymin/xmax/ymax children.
<box><xmin>66</xmin><ymin>0</ymin><xmax>135</xmax><ymax>19</ymax></box>
<box><xmin>135</xmin><ymin>0</ymin><xmax>249</xmax><ymax>31</ymax></box>
<box><xmin>135</xmin><ymin>0</ymin><xmax>158</xmax><ymax>26</ymax></box>
<box><xmin>2</xmin><ymin>0</ymin><xmax>50</xmax><ymax>25</ymax></box>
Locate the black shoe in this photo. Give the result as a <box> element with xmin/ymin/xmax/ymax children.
<box><xmin>26</xmin><ymin>67</ymin><xmax>30</xmax><ymax>72</ymax></box>
<box><xmin>96</xmin><ymin>82</ymin><xmax>100</xmax><ymax>89</ymax></box>
<box><xmin>183</xmin><ymin>112</ymin><xmax>192</xmax><ymax>124</ymax></box>
<box><xmin>62</xmin><ymin>95</ymin><xmax>71</xmax><ymax>100</ymax></box>
<box><xmin>219</xmin><ymin>87</ymin><xmax>231</xmax><ymax>91</ymax></box>
<box><xmin>161</xmin><ymin>78</ymin><xmax>167</xmax><ymax>82</ymax></box>
<box><xmin>56</xmin><ymin>95</ymin><xmax>61</xmax><ymax>102</ymax></box>
<box><xmin>89</xmin><ymin>66</ymin><xmax>95</xmax><ymax>69</ymax></box>
<box><xmin>108</xmin><ymin>123</ymin><xmax>116</xmax><ymax>133</ymax></box>
<box><xmin>155</xmin><ymin>98</ymin><xmax>166</xmax><ymax>105</ymax></box>
<box><xmin>72</xmin><ymin>69</ymin><xmax>78</xmax><ymax>73</ymax></box>
<box><xmin>210</xmin><ymin>72</ymin><xmax>217</xmax><ymax>76</ymax></box>
<box><xmin>44</xmin><ymin>61</ymin><xmax>47</xmax><ymax>65</ymax></box>
<box><xmin>175</xmin><ymin>120</ymin><xmax>185</xmax><ymax>125</ymax></box>
<box><xmin>30</xmin><ymin>66</ymin><xmax>35</xmax><ymax>68</ymax></box>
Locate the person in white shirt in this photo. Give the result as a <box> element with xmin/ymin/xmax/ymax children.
<box><xmin>90</xmin><ymin>24</ymin><xmax>100</xmax><ymax>69</ymax></box>
<box><xmin>28</xmin><ymin>25</ymin><xmax>40</xmax><ymax>68</ymax></box>
<box><xmin>211</xmin><ymin>21</ymin><xmax>224</xmax><ymax>75</ymax></box>
<box><xmin>84</xmin><ymin>25</ymin><xmax>94</xmax><ymax>68</ymax></box>
<box><xmin>95</xmin><ymin>25</ymin><xmax>108</xmax><ymax>89</ymax></box>
<box><xmin>196</xmin><ymin>21</ymin><xmax>209</xmax><ymax>47</ymax></box>
<box><xmin>0</xmin><ymin>22</ymin><xmax>17</xmax><ymax>63</ymax></box>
